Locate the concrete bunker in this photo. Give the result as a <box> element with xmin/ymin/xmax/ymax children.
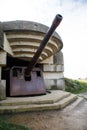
<box><xmin>0</xmin><ymin>19</ymin><xmax>65</xmax><ymax>100</ymax></box>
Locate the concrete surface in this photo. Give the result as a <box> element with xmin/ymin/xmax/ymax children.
<box><xmin>0</xmin><ymin>90</ymin><xmax>79</xmax><ymax>114</ymax></box>
<box><xmin>78</xmin><ymin>92</ymin><xmax>87</xmax><ymax>99</ymax></box>
<box><xmin>7</xmin><ymin>99</ymin><xmax>87</xmax><ymax>130</ymax></box>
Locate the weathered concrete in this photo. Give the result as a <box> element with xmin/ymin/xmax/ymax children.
<box><xmin>44</xmin><ymin>78</ymin><xmax>65</xmax><ymax>90</ymax></box>
<box><xmin>0</xmin><ymin>22</ymin><xmax>3</xmax><ymax>49</ymax></box>
<box><xmin>56</xmin><ymin>78</ymin><xmax>65</xmax><ymax>90</ymax></box>
<box><xmin>43</xmin><ymin>53</ymin><xmax>65</xmax><ymax>90</ymax></box>
<box><xmin>0</xmin><ymin>51</ymin><xmax>6</xmax><ymax>66</ymax></box>
<box><xmin>0</xmin><ymin>90</ymin><xmax>79</xmax><ymax>114</ymax></box>
<box><xmin>7</xmin><ymin>99</ymin><xmax>87</xmax><ymax>130</ymax></box>
<box><xmin>0</xmin><ymin>80</ymin><xmax>6</xmax><ymax>100</ymax></box>
<box><xmin>53</xmin><ymin>51</ymin><xmax>64</xmax><ymax>65</ymax></box>
<box><xmin>78</xmin><ymin>92</ymin><xmax>87</xmax><ymax>99</ymax></box>
<box><xmin>0</xmin><ymin>51</ymin><xmax>7</xmax><ymax>100</ymax></box>
<box><xmin>43</xmin><ymin>64</ymin><xmax>64</xmax><ymax>72</ymax></box>
<box><xmin>2</xmin><ymin>21</ymin><xmax>61</xmax><ymax>40</ymax></box>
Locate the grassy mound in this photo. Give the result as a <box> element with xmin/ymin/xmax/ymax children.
<box><xmin>65</xmin><ymin>78</ymin><xmax>87</xmax><ymax>94</ymax></box>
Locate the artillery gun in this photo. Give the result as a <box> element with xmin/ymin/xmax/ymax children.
<box><xmin>1</xmin><ymin>14</ymin><xmax>63</xmax><ymax>96</ymax></box>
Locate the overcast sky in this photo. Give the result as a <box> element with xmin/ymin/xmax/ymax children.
<box><xmin>0</xmin><ymin>0</ymin><xmax>87</xmax><ymax>79</ymax></box>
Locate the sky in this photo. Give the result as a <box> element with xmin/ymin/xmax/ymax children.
<box><xmin>0</xmin><ymin>0</ymin><xmax>87</xmax><ymax>79</ymax></box>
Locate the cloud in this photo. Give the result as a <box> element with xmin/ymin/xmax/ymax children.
<box><xmin>0</xmin><ymin>0</ymin><xmax>87</xmax><ymax>78</ymax></box>
<box><xmin>59</xmin><ymin>0</ymin><xmax>87</xmax><ymax>78</ymax></box>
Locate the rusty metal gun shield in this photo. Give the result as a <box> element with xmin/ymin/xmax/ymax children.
<box><xmin>10</xmin><ymin>66</ymin><xmax>46</xmax><ymax>96</ymax></box>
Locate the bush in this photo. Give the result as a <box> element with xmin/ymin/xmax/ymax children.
<box><xmin>65</xmin><ymin>78</ymin><xmax>87</xmax><ymax>94</ymax></box>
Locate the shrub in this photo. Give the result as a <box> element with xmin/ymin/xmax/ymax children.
<box><xmin>65</xmin><ymin>78</ymin><xmax>87</xmax><ymax>94</ymax></box>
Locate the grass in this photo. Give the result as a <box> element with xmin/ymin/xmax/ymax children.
<box><xmin>0</xmin><ymin>121</ymin><xmax>30</xmax><ymax>130</ymax></box>
<box><xmin>0</xmin><ymin>115</ymin><xmax>30</xmax><ymax>130</ymax></box>
<box><xmin>65</xmin><ymin>78</ymin><xmax>87</xmax><ymax>94</ymax></box>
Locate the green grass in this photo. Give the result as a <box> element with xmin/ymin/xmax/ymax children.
<box><xmin>65</xmin><ymin>78</ymin><xmax>87</xmax><ymax>94</ymax></box>
<box><xmin>0</xmin><ymin>115</ymin><xmax>30</xmax><ymax>130</ymax></box>
<box><xmin>0</xmin><ymin>121</ymin><xmax>30</xmax><ymax>130</ymax></box>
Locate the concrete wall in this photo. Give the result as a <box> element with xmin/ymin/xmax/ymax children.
<box><xmin>43</xmin><ymin>51</ymin><xmax>65</xmax><ymax>90</ymax></box>
<box><xmin>0</xmin><ymin>51</ymin><xmax>6</xmax><ymax>100</ymax></box>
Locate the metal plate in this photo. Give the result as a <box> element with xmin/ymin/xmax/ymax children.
<box><xmin>10</xmin><ymin>66</ymin><xmax>46</xmax><ymax>96</ymax></box>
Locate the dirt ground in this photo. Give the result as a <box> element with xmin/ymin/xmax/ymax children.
<box><xmin>8</xmin><ymin>99</ymin><xmax>87</xmax><ymax>130</ymax></box>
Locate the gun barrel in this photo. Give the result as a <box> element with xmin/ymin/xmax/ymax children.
<box><xmin>25</xmin><ymin>14</ymin><xmax>63</xmax><ymax>76</ymax></box>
